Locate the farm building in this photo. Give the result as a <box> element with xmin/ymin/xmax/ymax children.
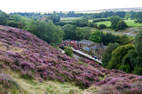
<box><xmin>59</xmin><ymin>39</ymin><xmax>105</xmax><ymax>59</ymax></box>
<box><xmin>79</xmin><ymin>39</ymin><xmax>105</xmax><ymax>59</ymax></box>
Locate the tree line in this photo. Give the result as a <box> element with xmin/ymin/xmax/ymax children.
<box><xmin>10</xmin><ymin>11</ymin><xmax>138</xmax><ymax>19</ymax></box>
<box><xmin>102</xmin><ymin>31</ymin><xmax>142</xmax><ymax>75</ymax></box>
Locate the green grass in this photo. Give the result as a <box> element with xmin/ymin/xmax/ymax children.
<box><xmin>95</xmin><ymin>19</ymin><xmax>142</xmax><ymax>27</ymax></box>
<box><xmin>79</xmin><ymin>61</ymin><xmax>88</xmax><ymax>67</ymax></box>
<box><xmin>95</xmin><ymin>21</ymin><xmax>111</xmax><ymax>27</ymax></box>
<box><xmin>60</xmin><ymin>17</ymin><xmax>82</xmax><ymax>22</ymax></box>
<box><xmin>124</xmin><ymin>19</ymin><xmax>142</xmax><ymax>27</ymax></box>
<box><xmin>0</xmin><ymin>68</ymin><xmax>99</xmax><ymax>94</ymax></box>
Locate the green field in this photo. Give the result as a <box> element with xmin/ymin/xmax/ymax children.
<box><xmin>60</xmin><ymin>17</ymin><xmax>82</xmax><ymax>22</ymax></box>
<box><xmin>61</xmin><ymin>17</ymin><xmax>142</xmax><ymax>28</ymax></box>
<box><xmin>96</xmin><ymin>21</ymin><xmax>111</xmax><ymax>27</ymax></box>
<box><xmin>95</xmin><ymin>19</ymin><xmax>142</xmax><ymax>27</ymax></box>
<box><xmin>124</xmin><ymin>19</ymin><xmax>142</xmax><ymax>27</ymax></box>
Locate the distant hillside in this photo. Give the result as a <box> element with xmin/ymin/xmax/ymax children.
<box><xmin>0</xmin><ymin>25</ymin><xmax>142</xmax><ymax>94</ymax></box>
<box><xmin>76</xmin><ymin>7</ymin><xmax>142</xmax><ymax>13</ymax></box>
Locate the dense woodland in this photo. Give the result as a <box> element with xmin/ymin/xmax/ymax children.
<box><xmin>0</xmin><ymin>10</ymin><xmax>142</xmax><ymax>75</ymax></box>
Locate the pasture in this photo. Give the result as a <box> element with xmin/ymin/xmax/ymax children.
<box><xmin>95</xmin><ymin>19</ymin><xmax>142</xmax><ymax>27</ymax></box>
<box><xmin>60</xmin><ymin>17</ymin><xmax>82</xmax><ymax>22</ymax></box>
<box><xmin>124</xmin><ymin>19</ymin><xmax>142</xmax><ymax>27</ymax></box>
<box><xmin>95</xmin><ymin>21</ymin><xmax>111</xmax><ymax>27</ymax></box>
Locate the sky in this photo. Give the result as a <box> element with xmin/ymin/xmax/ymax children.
<box><xmin>0</xmin><ymin>0</ymin><xmax>142</xmax><ymax>13</ymax></box>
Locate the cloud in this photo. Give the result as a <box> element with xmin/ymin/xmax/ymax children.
<box><xmin>0</xmin><ymin>0</ymin><xmax>142</xmax><ymax>13</ymax></box>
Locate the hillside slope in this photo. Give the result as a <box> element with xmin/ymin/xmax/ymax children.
<box><xmin>0</xmin><ymin>25</ymin><xmax>142</xmax><ymax>94</ymax></box>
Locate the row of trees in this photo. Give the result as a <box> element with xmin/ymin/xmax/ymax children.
<box><xmin>11</xmin><ymin>11</ymin><xmax>142</xmax><ymax>22</ymax></box>
<box><xmin>10</xmin><ymin>11</ymin><xmax>130</xmax><ymax>19</ymax></box>
<box><xmin>102</xmin><ymin>31</ymin><xmax>142</xmax><ymax>75</ymax></box>
<box><xmin>62</xmin><ymin>24</ymin><xmax>91</xmax><ymax>40</ymax></box>
<box><xmin>0</xmin><ymin>11</ymin><xmax>27</xmax><ymax>29</ymax></box>
<box><xmin>89</xmin><ymin>30</ymin><xmax>130</xmax><ymax>45</ymax></box>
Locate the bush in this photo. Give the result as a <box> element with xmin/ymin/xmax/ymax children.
<box><xmin>110</xmin><ymin>16</ymin><xmax>121</xmax><ymax>30</ymax></box>
<box><xmin>98</xmin><ymin>24</ymin><xmax>107</xmax><ymax>29</ymax></box>
<box><xmin>117</xmin><ymin>20</ymin><xmax>128</xmax><ymax>30</ymax></box>
<box><xmin>0</xmin><ymin>74</ymin><xmax>19</xmax><ymax>89</ymax></box>
<box><xmin>88</xmin><ymin>22</ymin><xmax>94</xmax><ymax>27</ymax></box>
<box><xmin>98</xmin><ymin>85</ymin><xmax>119</xmax><ymax>94</ymax></box>
<box><xmin>64</xmin><ymin>47</ymin><xmax>73</xmax><ymax>57</ymax></box>
<box><xmin>133</xmin><ymin>66</ymin><xmax>142</xmax><ymax>75</ymax></box>
<box><xmin>92</xmin><ymin>18</ymin><xmax>109</xmax><ymax>23</ymax></box>
<box><xmin>93</xmin><ymin>24</ymin><xmax>98</xmax><ymax>28</ymax></box>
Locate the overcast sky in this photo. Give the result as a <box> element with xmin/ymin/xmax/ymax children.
<box><xmin>0</xmin><ymin>0</ymin><xmax>142</xmax><ymax>13</ymax></box>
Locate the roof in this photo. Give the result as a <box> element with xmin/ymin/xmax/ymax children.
<box><xmin>90</xmin><ymin>46</ymin><xmax>97</xmax><ymax>50</ymax></box>
<box><xmin>79</xmin><ymin>39</ymin><xmax>94</xmax><ymax>46</ymax></box>
<box><xmin>82</xmin><ymin>47</ymin><xmax>90</xmax><ymax>51</ymax></box>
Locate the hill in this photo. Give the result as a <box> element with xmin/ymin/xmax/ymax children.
<box><xmin>76</xmin><ymin>7</ymin><xmax>142</xmax><ymax>13</ymax></box>
<box><xmin>0</xmin><ymin>25</ymin><xmax>142</xmax><ymax>94</ymax></box>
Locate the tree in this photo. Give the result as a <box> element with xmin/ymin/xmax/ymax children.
<box><xmin>119</xmin><ymin>35</ymin><xmax>130</xmax><ymax>45</ymax></box>
<box><xmin>132</xmin><ymin>56</ymin><xmax>142</xmax><ymax>75</ymax></box>
<box><xmin>0</xmin><ymin>11</ymin><xmax>10</xmax><ymax>25</ymax></box>
<box><xmin>104</xmin><ymin>31</ymin><xmax>142</xmax><ymax>74</ymax></box>
<box><xmin>135</xmin><ymin>31</ymin><xmax>142</xmax><ymax>57</ymax></box>
<box><xmin>89</xmin><ymin>31</ymin><xmax>120</xmax><ymax>45</ymax></box>
<box><xmin>110</xmin><ymin>16</ymin><xmax>121</xmax><ymax>30</ymax></box>
<box><xmin>89</xmin><ymin>31</ymin><xmax>103</xmax><ymax>43</ymax></box>
<box><xmin>98</xmin><ymin>24</ymin><xmax>107</xmax><ymax>29</ymax></box>
<box><xmin>125</xmin><ymin>12</ymin><xmax>131</xmax><ymax>20</ymax></box>
<box><xmin>46</xmin><ymin>14</ymin><xmax>60</xmax><ymax>23</ymax></box>
<box><xmin>133</xmin><ymin>31</ymin><xmax>142</xmax><ymax>74</ymax></box>
<box><xmin>102</xmin><ymin>32</ymin><xmax>120</xmax><ymax>45</ymax></box>
<box><xmin>73</xmin><ymin>18</ymin><xmax>88</xmax><ymax>27</ymax></box>
<box><xmin>62</xmin><ymin>25</ymin><xmax>91</xmax><ymax>41</ymax></box>
<box><xmin>134</xmin><ymin>66</ymin><xmax>142</xmax><ymax>75</ymax></box>
<box><xmin>62</xmin><ymin>24</ymin><xmax>77</xmax><ymax>40</ymax></box>
<box><xmin>88</xmin><ymin>22</ymin><xmax>94</xmax><ymax>27</ymax></box>
<box><xmin>117</xmin><ymin>20</ymin><xmax>128</xmax><ymax>30</ymax></box>
<box><xmin>75</xmin><ymin>27</ymin><xmax>91</xmax><ymax>40</ymax></box>
<box><xmin>135</xmin><ymin>12</ymin><xmax>142</xmax><ymax>23</ymax></box>
<box><xmin>8</xmin><ymin>15</ymin><xmax>26</xmax><ymax>29</ymax></box>
<box><xmin>107</xmin><ymin>44</ymin><xmax>135</xmax><ymax>70</ymax></box>
<box><xmin>102</xmin><ymin>43</ymin><xmax>119</xmax><ymax>67</ymax></box>
<box><xmin>28</xmin><ymin>20</ymin><xmax>64</xmax><ymax>45</ymax></box>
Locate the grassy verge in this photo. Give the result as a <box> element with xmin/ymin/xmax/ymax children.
<box><xmin>0</xmin><ymin>68</ymin><xmax>99</xmax><ymax>94</ymax></box>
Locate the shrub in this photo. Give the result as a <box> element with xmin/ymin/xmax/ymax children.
<box><xmin>98</xmin><ymin>85</ymin><xmax>119</xmax><ymax>94</ymax></box>
<box><xmin>0</xmin><ymin>74</ymin><xmax>19</xmax><ymax>89</ymax></box>
<box><xmin>21</xmin><ymin>71</ymin><xmax>33</xmax><ymax>79</ymax></box>
<box><xmin>117</xmin><ymin>20</ymin><xmax>128</xmax><ymax>30</ymax></box>
<box><xmin>98</xmin><ymin>24</ymin><xmax>107</xmax><ymax>29</ymax></box>
<box><xmin>133</xmin><ymin>66</ymin><xmax>142</xmax><ymax>75</ymax></box>
<box><xmin>92</xmin><ymin>18</ymin><xmax>109</xmax><ymax>23</ymax></box>
<box><xmin>64</xmin><ymin>47</ymin><xmax>73</xmax><ymax>57</ymax></box>
<box><xmin>93</xmin><ymin>24</ymin><xmax>98</xmax><ymax>28</ymax></box>
<box><xmin>121</xmin><ymin>89</ymin><xmax>142</xmax><ymax>94</ymax></box>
